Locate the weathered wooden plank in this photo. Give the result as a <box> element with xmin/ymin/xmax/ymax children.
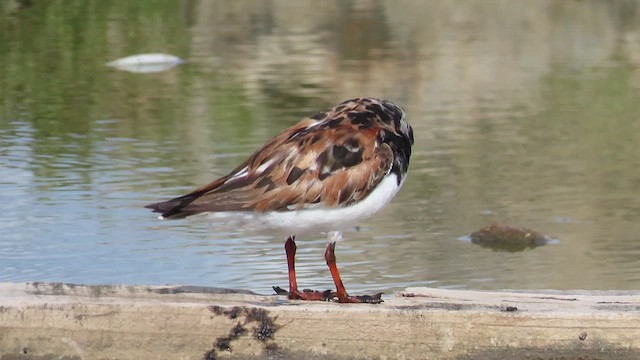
<box><xmin>0</xmin><ymin>283</ymin><xmax>639</xmax><ymax>359</ymax></box>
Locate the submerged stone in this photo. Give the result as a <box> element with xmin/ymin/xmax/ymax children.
<box><xmin>466</xmin><ymin>223</ymin><xmax>553</xmax><ymax>252</ymax></box>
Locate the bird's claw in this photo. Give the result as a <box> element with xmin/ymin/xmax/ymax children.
<box><xmin>273</xmin><ymin>286</ymin><xmax>383</xmax><ymax>304</ymax></box>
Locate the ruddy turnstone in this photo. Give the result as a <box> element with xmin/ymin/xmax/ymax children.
<box><xmin>146</xmin><ymin>97</ymin><xmax>413</xmax><ymax>303</ymax></box>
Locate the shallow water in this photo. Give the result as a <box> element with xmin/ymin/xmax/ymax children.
<box><xmin>1</xmin><ymin>1</ymin><xmax>640</xmax><ymax>296</ymax></box>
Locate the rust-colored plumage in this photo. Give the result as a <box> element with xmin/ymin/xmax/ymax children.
<box><xmin>146</xmin><ymin>97</ymin><xmax>411</xmax><ymax>219</ymax></box>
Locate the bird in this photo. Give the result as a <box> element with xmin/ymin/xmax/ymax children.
<box><xmin>145</xmin><ymin>97</ymin><xmax>414</xmax><ymax>303</ymax></box>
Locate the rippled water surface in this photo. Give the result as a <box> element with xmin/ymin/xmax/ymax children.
<box><xmin>2</xmin><ymin>1</ymin><xmax>640</xmax><ymax>296</ymax></box>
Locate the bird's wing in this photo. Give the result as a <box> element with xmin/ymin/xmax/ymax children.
<box><xmin>145</xmin><ymin>115</ymin><xmax>393</xmax><ymax>218</ymax></box>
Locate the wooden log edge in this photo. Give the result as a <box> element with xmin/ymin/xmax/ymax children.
<box><xmin>0</xmin><ymin>282</ymin><xmax>639</xmax><ymax>359</ymax></box>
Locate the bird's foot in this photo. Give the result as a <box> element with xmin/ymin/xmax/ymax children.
<box><xmin>273</xmin><ymin>286</ymin><xmax>383</xmax><ymax>304</ymax></box>
<box><xmin>272</xmin><ymin>286</ymin><xmax>332</xmax><ymax>301</ymax></box>
<box><xmin>333</xmin><ymin>292</ymin><xmax>384</xmax><ymax>304</ymax></box>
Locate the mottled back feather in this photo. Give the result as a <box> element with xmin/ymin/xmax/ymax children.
<box><xmin>145</xmin><ymin>98</ymin><xmax>413</xmax><ymax>219</ymax></box>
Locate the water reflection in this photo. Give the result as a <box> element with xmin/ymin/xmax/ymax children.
<box><xmin>1</xmin><ymin>0</ymin><xmax>640</xmax><ymax>294</ymax></box>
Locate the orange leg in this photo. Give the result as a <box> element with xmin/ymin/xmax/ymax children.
<box><xmin>273</xmin><ymin>234</ymin><xmax>383</xmax><ymax>304</ymax></box>
<box><xmin>324</xmin><ymin>240</ymin><xmax>383</xmax><ymax>304</ymax></box>
<box><xmin>272</xmin><ymin>236</ymin><xmax>331</xmax><ymax>301</ymax></box>
<box><xmin>285</xmin><ymin>236</ymin><xmax>299</xmax><ymax>296</ymax></box>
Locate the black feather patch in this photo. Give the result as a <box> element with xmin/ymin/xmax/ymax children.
<box><xmin>286</xmin><ymin>167</ymin><xmax>304</xmax><ymax>185</ymax></box>
<box><xmin>331</xmin><ymin>142</ymin><xmax>363</xmax><ymax>168</ymax></box>
<box><xmin>145</xmin><ymin>192</ymin><xmax>203</xmax><ymax>219</ymax></box>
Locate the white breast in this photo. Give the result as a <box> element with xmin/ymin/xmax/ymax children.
<box><xmin>204</xmin><ymin>173</ymin><xmax>404</xmax><ymax>235</ymax></box>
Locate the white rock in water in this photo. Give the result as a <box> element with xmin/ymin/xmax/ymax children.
<box><xmin>106</xmin><ymin>53</ymin><xmax>184</xmax><ymax>73</ymax></box>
